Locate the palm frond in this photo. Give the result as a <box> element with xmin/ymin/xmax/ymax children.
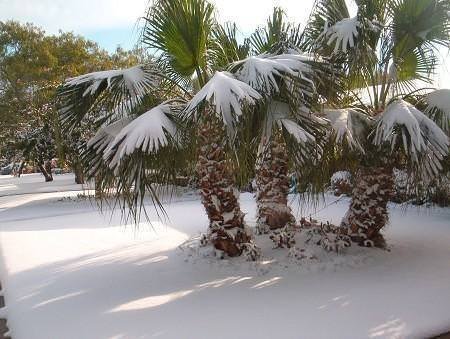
<box><xmin>83</xmin><ymin>117</ymin><xmax>133</xmax><ymax>176</ymax></box>
<box><xmin>323</xmin><ymin>16</ymin><xmax>361</xmax><ymax>54</ymax></box>
<box><xmin>324</xmin><ymin>107</ymin><xmax>373</xmax><ymax>151</ymax></box>
<box><xmin>58</xmin><ymin>64</ymin><xmax>160</xmax><ymax>130</ymax></box>
<box><xmin>184</xmin><ymin>71</ymin><xmax>262</xmax><ymax>131</ymax></box>
<box><xmin>210</xmin><ymin>22</ymin><xmax>250</xmax><ymax>69</ymax></box>
<box><xmin>104</xmin><ymin>103</ymin><xmax>181</xmax><ymax>170</ymax></box>
<box><xmin>250</xmin><ymin>7</ymin><xmax>304</xmax><ymax>54</ymax></box>
<box><xmin>425</xmin><ymin>89</ymin><xmax>450</xmax><ymax>134</ymax></box>
<box><xmin>142</xmin><ymin>0</ymin><xmax>215</xmax><ymax>82</ymax></box>
<box><xmin>373</xmin><ymin>99</ymin><xmax>449</xmax><ymax>177</ymax></box>
<box><xmin>81</xmin><ymin>107</ymin><xmax>194</xmax><ymax>225</ymax></box>
<box><xmin>263</xmin><ymin>100</ymin><xmax>318</xmax><ymax>142</ymax></box>
<box><xmin>231</xmin><ymin>54</ymin><xmax>316</xmax><ymax>101</ymax></box>
<box><xmin>391</xmin><ymin>0</ymin><xmax>450</xmax><ymax>60</ymax></box>
<box><xmin>95</xmin><ymin>143</ymin><xmax>192</xmax><ymax>224</ymax></box>
<box><xmin>304</xmin><ymin>0</ymin><xmax>350</xmax><ymax>52</ymax></box>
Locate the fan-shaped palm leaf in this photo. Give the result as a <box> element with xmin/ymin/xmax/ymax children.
<box><xmin>250</xmin><ymin>7</ymin><xmax>304</xmax><ymax>55</ymax></box>
<box><xmin>210</xmin><ymin>22</ymin><xmax>250</xmax><ymax>69</ymax></box>
<box><xmin>425</xmin><ymin>88</ymin><xmax>450</xmax><ymax>134</ymax></box>
<box><xmin>324</xmin><ymin>108</ymin><xmax>373</xmax><ymax>151</ymax></box>
<box><xmin>58</xmin><ymin>64</ymin><xmax>160</xmax><ymax>130</ymax></box>
<box><xmin>373</xmin><ymin>99</ymin><xmax>449</xmax><ymax>176</ymax></box>
<box><xmin>231</xmin><ymin>53</ymin><xmax>317</xmax><ymax>102</ymax></box>
<box><xmin>142</xmin><ymin>0</ymin><xmax>215</xmax><ymax>84</ymax></box>
<box><xmin>184</xmin><ymin>71</ymin><xmax>262</xmax><ymax>130</ymax></box>
<box><xmin>104</xmin><ymin>103</ymin><xmax>179</xmax><ymax>170</ymax></box>
<box><xmin>84</xmin><ymin>117</ymin><xmax>133</xmax><ymax>175</ymax></box>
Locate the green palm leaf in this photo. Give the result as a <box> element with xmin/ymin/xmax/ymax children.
<box><xmin>142</xmin><ymin>0</ymin><xmax>215</xmax><ymax>83</ymax></box>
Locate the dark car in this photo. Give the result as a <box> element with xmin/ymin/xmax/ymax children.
<box><xmin>0</xmin><ymin>163</ymin><xmax>14</xmax><ymax>175</ymax></box>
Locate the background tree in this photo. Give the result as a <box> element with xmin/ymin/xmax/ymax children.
<box><xmin>0</xmin><ymin>20</ymin><xmax>146</xmax><ymax>182</ymax></box>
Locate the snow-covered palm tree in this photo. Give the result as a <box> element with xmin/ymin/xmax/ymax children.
<box><xmin>305</xmin><ymin>0</ymin><xmax>450</xmax><ymax>247</ymax></box>
<box><xmin>58</xmin><ymin>0</ymin><xmax>318</xmax><ymax>258</ymax></box>
<box><xmin>232</xmin><ymin>8</ymin><xmax>334</xmax><ymax>247</ymax></box>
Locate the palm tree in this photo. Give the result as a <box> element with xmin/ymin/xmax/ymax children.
<box><xmin>58</xmin><ymin>0</ymin><xmax>316</xmax><ymax>258</ymax></box>
<box><xmin>249</xmin><ymin>9</ymin><xmax>305</xmax><ymax>242</ymax></box>
<box><xmin>305</xmin><ymin>0</ymin><xmax>450</xmax><ymax>247</ymax></box>
<box><xmin>233</xmin><ymin>8</ymin><xmax>334</xmax><ymax>248</ymax></box>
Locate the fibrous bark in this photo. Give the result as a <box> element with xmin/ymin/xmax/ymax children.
<box><xmin>44</xmin><ymin>160</ymin><xmax>53</xmax><ymax>182</ymax></box>
<box><xmin>197</xmin><ymin>113</ymin><xmax>255</xmax><ymax>258</ymax></box>
<box><xmin>38</xmin><ymin>161</ymin><xmax>53</xmax><ymax>182</ymax></box>
<box><xmin>255</xmin><ymin>135</ymin><xmax>296</xmax><ymax>247</ymax></box>
<box><xmin>73</xmin><ymin>162</ymin><xmax>85</xmax><ymax>184</ymax></box>
<box><xmin>17</xmin><ymin>161</ymin><xmax>25</xmax><ymax>177</ymax></box>
<box><xmin>342</xmin><ymin>167</ymin><xmax>394</xmax><ymax>248</ymax></box>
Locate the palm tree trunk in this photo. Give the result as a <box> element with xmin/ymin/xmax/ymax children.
<box><xmin>196</xmin><ymin>113</ymin><xmax>252</xmax><ymax>257</ymax></box>
<box><xmin>255</xmin><ymin>135</ymin><xmax>296</xmax><ymax>247</ymax></box>
<box><xmin>38</xmin><ymin>162</ymin><xmax>53</xmax><ymax>182</ymax></box>
<box><xmin>342</xmin><ymin>167</ymin><xmax>394</xmax><ymax>248</ymax></box>
<box><xmin>73</xmin><ymin>161</ymin><xmax>85</xmax><ymax>184</ymax></box>
<box><xmin>44</xmin><ymin>160</ymin><xmax>53</xmax><ymax>182</ymax></box>
<box><xmin>17</xmin><ymin>161</ymin><xmax>25</xmax><ymax>177</ymax></box>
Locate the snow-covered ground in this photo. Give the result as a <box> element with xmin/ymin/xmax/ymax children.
<box><xmin>0</xmin><ymin>173</ymin><xmax>86</xmax><ymax>197</ymax></box>
<box><xmin>1</xmin><ymin>173</ymin><xmax>450</xmax><ymax>339</ymax></box>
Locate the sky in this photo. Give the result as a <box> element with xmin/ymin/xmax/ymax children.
<box><xmin>1</xmin><ymin>0</ymin><xmax>449</xmax><ymax>86</ymax></box>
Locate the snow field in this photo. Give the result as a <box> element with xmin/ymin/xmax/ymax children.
<box><xmin>0</xmin><ymin>174</ymin><xmax>450</xmax><ymax>339</ymax></box>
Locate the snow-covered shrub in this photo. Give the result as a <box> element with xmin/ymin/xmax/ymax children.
<box><xmin>242</xmin><ymin>241</ymin><xmax>262</xmax><ymax>261</ymax></box>
<box><xmin>269</xmin><ymin>224</ymin><xmax>297</xmax><ymax>249</ymax></box>
<box><xmin>330</xmin><ymin>170</ymin><xmax>352</xmax><ymax>196</ymax></box>
<box><xmin>424</xmin><ymin>173</ymin><xmax>450</xmax><ymax>207</ymax></box>
<box><xmin>300</xmin><ymin>217</ymin><xmax>351</xmax><ymax>253</ymax></box>
<box><xmin>391</xmin><ymin>168</ymin><xmax>450</xmax><ymax>206</ymax></box>
<box><xmin>287</xmin><ymin>246</ymin><xmax>317</xmax><ymax>261</ymax></box>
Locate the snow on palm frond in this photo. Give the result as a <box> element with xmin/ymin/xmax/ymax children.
<box><xmin>324</xmin><ymin>108</ymin><xmax>372</xmax><ymax>151</ymax></box>
<box><xmin>279</xmin><ymin>118</ymin><xmax>315</xmax><ymax>143</ymax></box>
<box><xmin>104</xmin><ymin>104</ymin><xmax>177</xmax><ymax>169</ymax></box>
<box><xmin>233</xmin><ymin>54</ymin><xmax>315</xmax><ymax>94</ymax></box>
<box><xmin>59</xmin><ymin>64</ymin><xmax>160</xmax><ymax>130</ymax></box>
<box><xmin>322</xmin><ymin>16</ymin><xmax>360</xmax><ymax>54</ymax></box>
<box><xmin>82</xmin><ymin>118</ymin><xmax>132</xmax><ymax>176</ymax></box>
<box><xmin>425</xmin><ymin>89</ymin><xmax>450</xmax><ymax>134</ymax></box>
<box><xmin>374</xmin><ymin>100</ymin><xmax>449</xmax><ymax>175</ymax></box>
<box><xmin>266</xmin><ymin>101</ymin><xmax>315</xmax><ymax>144</ymax></box>
<box><xmin>87</xmin><ymin>118</ymin><xmax>132</xmax><ymax>154</ymax></box>
<box><xmin>185</xmin><ymin>71</ymin><xmax>261</xmax><ymax>128</ymax></box>
<box><xmin>65</xmin><ymin>65</ymin><xmax>157</xmax><ymax>98</ymax></box>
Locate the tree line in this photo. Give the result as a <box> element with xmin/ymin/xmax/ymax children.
<box><xmin>0</xmin><ymin>20</ymin><xmax>147</xmax><ymax>181</ymax></box>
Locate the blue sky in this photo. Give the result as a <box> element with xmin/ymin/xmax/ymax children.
<box><xmin>0</xmin><ymin>0</ymin><xmax>314</xmax><ymax>52</ymax></box>
<box><xmin>83</xmin><ymin>27</ymin><xmax>138</xmax><ymax>52</ymax></box>
<box><xmin>1</xmin><ymin>0</ymin><xmax>449</xmax><ymax>86</ymax></box>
